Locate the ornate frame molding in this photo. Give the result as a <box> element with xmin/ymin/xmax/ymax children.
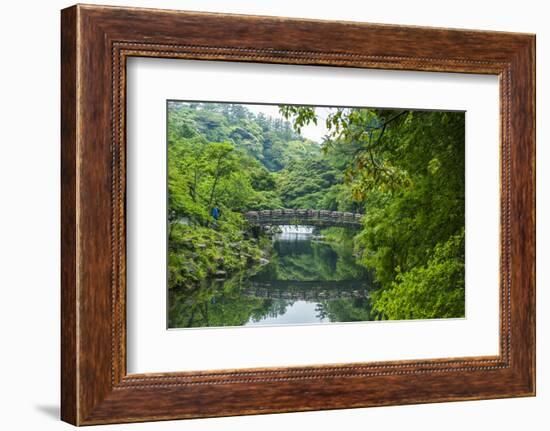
<box><xmin>61</xmin><ymin>5</ymin><xmax>535</xmax><ymax>425</ymax></box>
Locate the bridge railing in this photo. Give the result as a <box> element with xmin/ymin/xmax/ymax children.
<box><xmin>243</xmin><ymin>209</ymin><xmax>363</xmax><ymax>225</ymax></box>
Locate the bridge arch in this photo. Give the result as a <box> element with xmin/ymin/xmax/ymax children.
<box><xmin>243</xmin><ymin>209</ymin><xmax>363</xmax><ymax>229</ymax></box>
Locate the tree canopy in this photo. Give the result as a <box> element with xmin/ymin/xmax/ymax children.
<box><xmin>282</xmin><ymin>106</ymin><xmax>465</xmax><ymax>319</ymax></box>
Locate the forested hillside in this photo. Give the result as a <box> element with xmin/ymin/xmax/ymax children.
<box><xmin>168</xmin><ymin>101</ymin><xmax>320</xmax><ymax>172</ymax></box>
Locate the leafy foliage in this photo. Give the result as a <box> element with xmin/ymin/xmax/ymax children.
<box><xmin>371</xmin><ymin>230</ymin><xmax>465</xmax><ymax>319</ymax></box>
<box><xmin>282</xmin><ymin>106</ymin><xmax>465</xmax><ymax>319</ymax></box>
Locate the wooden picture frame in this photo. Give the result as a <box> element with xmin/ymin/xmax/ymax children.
<box><xmin>61</xmin><ymin>4</ymin><xmax>535</xmax><ymax>425</ymax></box>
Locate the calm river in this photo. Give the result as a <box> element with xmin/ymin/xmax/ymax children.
<box><xmin>168</xmin><ymin>226</ymin><xmax>375</xmax><ymax>328</ymax></box>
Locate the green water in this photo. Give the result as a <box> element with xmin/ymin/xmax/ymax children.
<box><xmin>168</xmin><ymin>227</ymin><xmax>376</xmax><ymax>328</ymax></box>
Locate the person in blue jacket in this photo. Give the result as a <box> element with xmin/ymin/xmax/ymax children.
<box><xmin>211</xmin><ymin>206</ymin><xmax>220</xmax><ymax>220</ymax></box>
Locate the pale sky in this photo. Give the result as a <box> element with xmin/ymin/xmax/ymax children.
<box><xmin>244</xmin><ymin>104</ymin><xmax>332</xmax><ymax>144</ymax></box>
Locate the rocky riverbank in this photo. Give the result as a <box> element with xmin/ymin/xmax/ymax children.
<box><xmin>168</xmin><ymin>223</ymin><xmax>270</xmax><ymax>290</ymax></box>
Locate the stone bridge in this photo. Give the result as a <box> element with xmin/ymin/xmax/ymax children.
<box><xmin>243</xmin><ymin>209</ymin><xmax>363</xmax><ymax>228</ymax></box>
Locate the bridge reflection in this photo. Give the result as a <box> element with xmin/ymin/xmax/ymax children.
<box><xmin>242</xmin><ymin>280</ymin><xmax>370</xmax><ymax>301</ymax></box>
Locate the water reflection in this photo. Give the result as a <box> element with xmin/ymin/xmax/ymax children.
<box><xmin>168</xmin><ymin>225</ymin><xmax>376</xmax><ymax>328</ymax></box>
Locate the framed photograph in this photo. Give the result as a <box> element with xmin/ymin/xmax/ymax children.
<box><xmin>61</xmin><ymin>4</ymin><xmax>535</xmax><ymax>425</ymax></box>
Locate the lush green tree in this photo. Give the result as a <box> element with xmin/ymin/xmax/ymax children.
<box><xmin>281</xmin><ymin>106</ymin><xmax>465</xmax><ymax>319</ymax></box>
<box><xmin>371</xmin><ymin>230</ymin><xmax>465</xmax><ymax>319</ymax></box>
